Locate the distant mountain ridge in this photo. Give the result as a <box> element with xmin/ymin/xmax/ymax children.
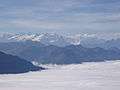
<box><xmin>0</xmin><ymin>41</ymin><xmax>120</xmax><ymax>64</ymax></box>
<box><xmin>0</xmin><ymin>33</ymin><xmax>70</xmax><ymax>47</ymax></box>
<box><xmin>1</xmin><ymin>33</ymin><xmax>120</xmax><ymax>48</ymax></box>
<box><xmin>0</xmin><ymin>33</ymin><xmax>120</xmax><ymax>64</ymax></box>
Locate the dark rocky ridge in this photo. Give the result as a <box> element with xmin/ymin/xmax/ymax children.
<box><xmin>0</xmin><ymin>51</ymin><xmax>44</xmax><ymax>74</ymax></box>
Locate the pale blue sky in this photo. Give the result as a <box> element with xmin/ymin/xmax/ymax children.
<box><xmin>0</xmin><ymin>0</ymin><xmax>120</xmax><ymax>34</ymax></box>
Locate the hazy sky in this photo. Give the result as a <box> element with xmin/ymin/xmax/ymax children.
<box><xmin>0</xmin><ymin>0</ymin><xmax>120</xmax><ymax>34</ymax></box>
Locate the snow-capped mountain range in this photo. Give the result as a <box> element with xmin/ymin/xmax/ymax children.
<box><xmin>0</xmin><ymin>33</ymin><xmax>70</xmax><ymax>47</ymax></box>
<box><xmin>1</xmin><ymin>33</ymin><xmax>120</xmax><ymax>48</ymax></box>
<box><xmin>1</xmin><ymin>32</ymin><xmax>120</xmax><ymax>64</ymax></box>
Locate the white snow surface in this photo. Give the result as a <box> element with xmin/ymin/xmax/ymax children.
<box><xmin>0</xmin><ymin>60</ymin><xmax>120</xmax><ymax>90</ymax></box>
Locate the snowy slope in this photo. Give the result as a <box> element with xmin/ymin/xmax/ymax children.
<box><xmin>0</xmin><ymin>33</ymin><xmax>70</xmax><ymax>47</ymax></box>
<box><xmin>0</xmin><ymin>60</ymin><xmax>120</xmax><ymax>90</ymax></box>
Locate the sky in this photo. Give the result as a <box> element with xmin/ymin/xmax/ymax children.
<box><xmin>0</xmin><ymin>0</ymin><xmax>120</xmax><ymax>34</ymax></box>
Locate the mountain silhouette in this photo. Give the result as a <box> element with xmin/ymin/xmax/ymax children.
<box><xmin>0</xmin><ymin>51</ymin><xmax>44</xmax><ymax>74</ymax></box>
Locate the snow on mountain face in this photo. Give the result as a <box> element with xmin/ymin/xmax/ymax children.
<box><xmin>68</xmin><ymin>33</ymin><xmax>120</xmax><ymax>48</ymax></box>
<box><xmin>1</xmin><ymin>33</ymin><xmax>120</xmax><ymax>47</ymax></box>
<box><xmin>0</xmin><ymin>33</ymin><xmax>80</xmax><ymax>46</ymax></box>
<box><xmin>0</xmin><ymin>33</ymin><xmax>16</xmax><ymax>42</ymax></box>
<box><xmin>10</xmin><ymin>33</ymin><xmax>64</xmax><ymax>42</ymax></box>
<box><xmin>36</xmin><ymin>33</ymin><xmax>70</xmax><ymax>47</ymax></box>
<box><xmin>0</xmin><ymin>33</ymin><xmax>71</xmax><ymax>47</ymax></box>
<box><xmin>0</xmin><ymin>33</ymin><xmax>45</xmax><ymax>42</ymax></box>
